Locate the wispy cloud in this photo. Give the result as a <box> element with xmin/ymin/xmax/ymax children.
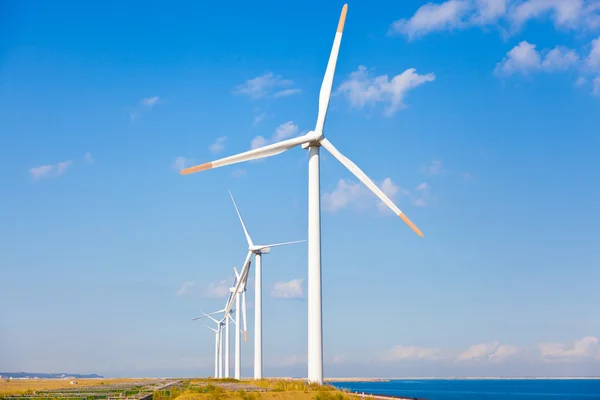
<box><xmin>141</xmin><ymin>96</ymin><xmax>160</xmax><ymax>107</ymax></box>
<box><xmin>233</xmin><ymin>73</ymin><xmax>301</xmax><ymax>99</ymax></box>
<box><xmin>421</xmin><ymin>160</ymin><xmax>445</xmax><ymax>176</ymax></box>
<box><xmin>175</xmin><ymin>279</ymin><xmax>231</xmax><ymax>298</ymax></box>
<box><xmin>322</xmin><ymin>178</ymin><xmax>428</xmax><ymax>214</ymax></box>
<box><xmin>171</xmin><ymin>156</ymin><xmax>194</xmax><ymax>171</ymax></box>
<box><xmin>412</xmin><ymin>182</ymin><xmax>431</xmax><ymax>207</ymax></box>
<box><xmin>175</xmin><ymin>281</ymin><xmax>196</xmax><ymax>296</ymax></box>
<box><xmin>231</xmin><ymin>168</ymin><xmax>247</xmax><ymax>178</ymax></box>
<box><xmin>251</xmin><ymin>121</ymin><xmax>300</xmax><ymax>150</ymax></box>
<box><xmin>209</xmin><ymin>136</ymin><xmax>227</xmax><ymax>154</ymax></box>
<box><xmin>253</xmin><ymin>112</ymin><xmax>267</xmax><ymax>126</ymax></box>
<box><xmin>130</xmin><ymin>96</ymin><xmax>161</xmax><ymax>122</ymax></box>
<box><xmin>380</xmin><ymin>336</ymin><xmax>599</xmax><ymax>365</ymax></box>
<box><xmin>388</xmin><ymin>0</ymin><xmax>472</xmax><ymax>40</ymax></box>
<box><xmin>84</xmin><ymin>152</ymin><xmax>94</xmax><ymax>164</ymax></box>
<box><xmin>381</xmin><ymin>345</ymin><xmax>445</xmax><ymax>361</ymax></box>
<box><xmin>271</xmin><ymin>279</ymin><xmax>304</xmax><ymax>299</ymax></box>
<box><xmin>457</xmin><ymin>342</ymin><xmax>520</xmax><ymax>362</ymax></box>
<box><xmin>539</xmin><ymin>336</ymin><xmax>600</xmax><ymax>362</ymax></box>
<box><xmin>335</xmin><ymin>66</ymin><xmax>435</xmax><ymax>116</ymax></box>
<box><xmin>30</xmin><ymin>160</ymin><xmax>73</xmax><ymax>181</ymax></box>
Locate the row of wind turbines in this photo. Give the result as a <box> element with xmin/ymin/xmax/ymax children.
<box><xmin>194</xmin><ymin>192</ymin><xmax>305</xmax><ymax>380</ymax></box>
<box><xmin>182</xmin><ymin>4</ymin><xmax>424</xmax><ymax>384</ymax></box>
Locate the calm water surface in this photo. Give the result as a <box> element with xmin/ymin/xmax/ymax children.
<box><xmin>330</xmin><ymin>379</ymin><xmax>600</xmax><ymax>400</ymax></box>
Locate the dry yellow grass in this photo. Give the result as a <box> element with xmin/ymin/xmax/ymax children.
<box><xmin>0</xmin><ymin>378</ymin><xmax>149</xmax><ymax>395</ymax></box>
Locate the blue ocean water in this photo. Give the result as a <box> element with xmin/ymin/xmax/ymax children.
<box><xmin>330</xmin><ymin>379</ymin><xmax>600</xmax><ymax>400</ymax></box>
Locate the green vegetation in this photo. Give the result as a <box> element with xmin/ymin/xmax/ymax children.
<box><xmin>1</xmin><ymin>378</ymin><xmax>355</xmax><ymax>400</ymax></box>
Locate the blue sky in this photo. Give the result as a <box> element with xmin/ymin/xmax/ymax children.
<box><xmin>1</xmin><ymin>0</ymin><xmax>600</xmax><ymax>378</ymax></box>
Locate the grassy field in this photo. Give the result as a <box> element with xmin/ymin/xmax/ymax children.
<box><xmin>0</xmin><ymin>378</ymin><xmax>356</xmax><ymax>400</ymax></box>
<box><xmin>0</xmin><ymin>378</ymin><xmax>152</xmax><ymax>395</ymax></box>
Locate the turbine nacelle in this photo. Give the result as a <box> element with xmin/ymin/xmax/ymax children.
<box><xmin>250</xmin><ymin>245</ymin><xmax>271</xmax><ymax>254</ymax></box>
<box><xmin>301</xmin><ymin>130</ymin><xmax>323</xmax><ymax>149</ymax></box>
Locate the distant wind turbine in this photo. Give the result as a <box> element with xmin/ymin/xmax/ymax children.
<box><xmin>180</xmin><ymin>4</ymin><xmax>424</xmax><ymax>384</ymax></box>
<box><xmin>226</xmin><ymin>191</ymin><xmax>305</xmax><ymax>379</ymax></box>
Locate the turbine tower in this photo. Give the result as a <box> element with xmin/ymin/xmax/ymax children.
<box><xmin>193</xmin><ymin>309</ymin><xmax>227</xmax><ymax>378</ymax></box>
<box><xmin>180</xmin><ymin>4</ymin><xmax>424</xmax><ymax>384</ymax></box>
<box><xmin>228</xmin><ymin>191</ymin><xmax>305</xmax><ymax>379</ymax></box>
<box><xmin>232</xmin><ymin>266</ymin><xmax>248</xmax><ymax>380</ymax></box>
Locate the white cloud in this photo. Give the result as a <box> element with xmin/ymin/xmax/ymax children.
<box><xmin>322</xmin><ymin>177</ymin><xmax>413</xmax><ymax>214</ymax></box>
<box><xmin>542</xmin><ymin>46</ymin><xmax>580</xmax><ymax>70</ymax></box>
<box><xmin>472</xmin><ymin>0</ymin><xmax>510</xmax><ymax>24</ymax></box>
<box><xmin>271</xmin><ymin>279</ymin><xmax>304</xmax><ymax>299</ymax></box>
<box><xmin>381</xmin><ymin>345</ymin><xmax>445</xmax><ymax>361</ymax></box>
<box><xmin>274</xmin><ymin>88</ymin><xmax>302</xmax><ymax>98</ymax></box>
<box><xmin>457</xmin><ymin>342</ymin><xmax>519</xmax><ymax>361</ymax></box>
<box><xmin>388</xmin><ymin>0</ymin><xmax>471</xmax><ymax>39</ymax></box>
<box><xmin>175</xmin><ymin>281</ymin><xmax>196</xmax><ymax>296</ymax></box>
<box><xmin>421</xmin><ymin>160</ymin><xmax>444</xmax><ymax>175</ymax></box>
<box><xmin>495</xmin><ymin>41</ymin><xmax>542</xmax><ymax>75</ymax></box>
<box><xmin>273</xmin><ymin>121</ymin><xmax>299</xmax><ymax>141</ymax></box>
<box><xmin>510</xmin><ymin>0</ymin><xmax>585</xmax><ymax>29</ymax></box>
<box><xmin>539</xmin><ymin>336</ymin><xmax>600</xmax><ymax>361</ymax></box>
<box><xmin>495</xmin><ymin>41</ymin><xmax>580</xmax><ymax>76</ymax></box>
<box><xmin>209</xmin><ymin>136</ymin><xmax>227</xmax><ymax>154</ymax></box>
<box><xmin>30</xmin><ymin>160</ymin><xmax>72</xmax><ymax>181</ymax></box>
<box><xmin>593</xmin><ymin>76</ymin><xmax>600</xmax><ymax>94</ymax></box>
<box><xmin>336</xmin><ymin>66</ymin><xmax>435</xmax><ymax>116</ymax></box>
<box><xmin>84</xmin><ymin>152</ymin><xmax>94</xmax><ymax>164</ymax></box>
<box><xmin>389</xmin><ymin>0</ymin><xmax>600</xmax><ymax>39</ymax></box>
<box><xmin>171</xmin><ymin>156</ymin><xmax>194</xmax><ymax>171</ymax></box>
<box><xmin>141</xmin><ymin>96</ymin><xmax>160</xmax><ymax>107</ymax></box>
<box><xmin>251</xmin><ymin>121</ymin><xmax>299</xmax><ymax>149</ymax></box>
<box><xmin>233</xmin><ymin>73</ymin><xmax>300</xmax><ymax>99</ymax></box>
<box><xmin>253</xmin><ymin>112</ymin><xmax>266</xmax><ymax>126</ymax></box>
<box><xmin>412</xmin><ymin>182</ymin><xmax>431</xmax><ymax>207</ymax></box>
<box><xmin>231</xmin><ymin>168</ymin><xmax>247</xmax><ymax>178</ymax></box>
<box><xmin>203</xmin><ymin>280</ymin><xmax>230</xmax><ymax>298</ymax></box>
<box><xmin>587</xmin><ymin>36</ymin><xmax>600</xmax><ymax>69</ymax></box>
<box><xmin>381</xmin><ymin>337</ymin><xmax>599</xmax><ymax>365</ymax></box>
<box><xmin>176</xmin><ymin>279</ymin><xmax>230</xmax><ymax>298</ymax></box>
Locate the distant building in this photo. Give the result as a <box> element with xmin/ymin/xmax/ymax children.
<box><xmin>70</xmin><ymin>381</ymin><xmax>78</xmax><ymax>385</ymax></box>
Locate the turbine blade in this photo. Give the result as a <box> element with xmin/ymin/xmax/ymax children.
<box><xmin>223</xmin><ymin>251</ymin><xmax>252</xmax><ymax>317</ymax></box>
<box><xmin>192</xmin><ymin>309</ymin><xmax>224</xmax><ymax>321</ymax></box>
<box><xmin>315</xmin><ymin>4</ymin><xmax>348</xmax><ymax>132</ymax></box>
<box><xmin>180</xmin><ymin>134</ymin><xmax>313</xmax><ymax>175</ymax></box>
<box><xmin>264</xmin><ymin>239</ymin><xmax>307</xmax><ymax>248</ymax></box>
<box><xmin>320</xmin><ymin>138</ymin><xmax>424</xmax><ymax>238</ymax></box>
<box><xmin>205</xmin><ymin>325</ymin><xmax>218</xmax><ymax>333</ymax></box>
<box><xmin>233</xmin><ymin>266</ymin><xmax>240</xmax><ymax>280</ymax></box>
<box><xmin>229</xmin><ymin>190</ymin><xmax>253</xmax><ymax>247</ymax></box>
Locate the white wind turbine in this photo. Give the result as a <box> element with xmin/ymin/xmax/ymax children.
<box><xmin>227</xmin><ymin>191</ymin><xmax>306</xmax><ymax>379</ymax></box>
<box><xmin>180</xmin><ymin>4</ymin><xmax>424</xmax><ymax>384</ymax></box>
<box><xmin>231</xmin><ymin>266</ymin><xmax>248</xmax><ymax>380</ymax></box>
<box><xmin>193</xmin><ymin>309</ymin><xmax>228</xmax><ymax>378</ymax></box>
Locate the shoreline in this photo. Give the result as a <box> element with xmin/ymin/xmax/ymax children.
<box><xmin>328</xmin><ymin>376</ymin><xmax>600</xmax><ymax>381</ymax></box>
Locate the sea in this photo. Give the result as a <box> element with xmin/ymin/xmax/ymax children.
<box><xmin>329</xmin><ymin>379</ymin><xmax>600</xmax><ymax>400</ymax></box>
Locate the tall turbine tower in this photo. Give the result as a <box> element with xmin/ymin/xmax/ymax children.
<box><xmin>228</xmin><ymin>191</ymin><xmax>305</xmax><ymax>379</ymax></box>
<box><xmin>232</xmin><ymin>266</ymin><xmax>248</xmax><ymax>380</ymax></box>
<box><xmin>181</xmin><ymin>5</ymin><xmax>424</xmax><ymax>384</ymax></box>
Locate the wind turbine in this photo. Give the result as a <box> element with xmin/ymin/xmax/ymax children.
<box><xmin>228</xmin><ymin>191</ymin><xmax>305</xmax><ymax>379</ymax></box>
<box><xmin>194</xmin><ymin>310</ymin><xmax>227</xmax><ymax>378</ymax></box>
<box><xmin>180</xmin><ymin>4</ymin><xmax>424</xmax><ymax>384</ymax></box>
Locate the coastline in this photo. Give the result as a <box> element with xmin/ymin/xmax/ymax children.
<box><xmin>327</xmin><ymin>376</ymin><xmax>600</xmax><ymax>381</ymax></box>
